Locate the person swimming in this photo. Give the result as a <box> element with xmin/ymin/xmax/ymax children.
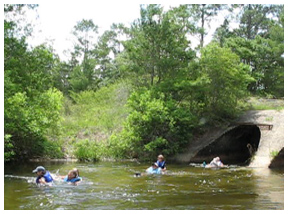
<box><xmin>156</xmin><ymin>154</ymin><xmax>166</xmax><ymax>171</ymax></box>
<box><xmin>62</xmin><ymin>168</ymin><xmax>82</xmax><ymax>184</ymax></box>
<box><xmin>134</xmin><ymin>162</ymin><xmax>163</xmax><ymax>177</ymax></box>
<box><xmin>32</xmin><ymin>166</ymin><xmax>53</xmax><ymax>185</ymax></box>
<box><xmin>205</xmin><ymin>157</ymin><xmax>227</xmax><ymax>168</ymax></box>
<box><xmin>146</xmin><ymin>162</ymin><xmax>163</xmax><ymax>174</ymax></box>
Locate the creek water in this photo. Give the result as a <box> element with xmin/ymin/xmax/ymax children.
<box><xmin>4</xmin><ymin>161</ymin><xmax>284</xmax><ymax>210</ymax></box>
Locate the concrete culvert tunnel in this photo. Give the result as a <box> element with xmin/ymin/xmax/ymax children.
<box><xmin>191</xmin><ymin>125</ymin><xmax>261</xmax><ymax>165</ymax></box>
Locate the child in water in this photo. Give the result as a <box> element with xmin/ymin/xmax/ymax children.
<box><xmin>62</xmin><ymin>168</ymin><xmax>82</xmax><ymax>185</ymax></box>
<box><xmin>134</xmin><ymin>162</ymin><xmax>163</xmax><ymax>177</ymax></box>
<box><xmin>205</xmin><ymin>157</ymin><xmax>227</xmax><ymax>168</ymax></box>
<box><xmin>156</xmin><ymin>154</ymin><xmax>166</xmax><ymax>171</ymax></box>
<box><xmin>146</xmin><ymin>162</ymin><xmax>162</xmax><ymax>174</ymax></box>
<box><xmin>32</xmin><ymin>166</ymin><xmax>54</xmax><ymax>185</ymax></box>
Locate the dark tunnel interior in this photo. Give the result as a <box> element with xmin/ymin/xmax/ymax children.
<box><xmin>192</xmin><ymin>125</ymin><xmax>261</xmax><ymax>165</ymax></box>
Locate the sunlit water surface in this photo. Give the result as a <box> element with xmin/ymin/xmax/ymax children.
<box><xmin>4</xmin><ymin>161</ymin><xmax>284</xmax><ymax>210</ymax></box>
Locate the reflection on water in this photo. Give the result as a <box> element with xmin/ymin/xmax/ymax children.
<box><xmin>4</xmin><ymin>161</ymin><xmax>284</xmax><ymax>210</ymax></box>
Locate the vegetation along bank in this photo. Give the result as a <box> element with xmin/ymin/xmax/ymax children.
<box><xmin>4</xmin><ymin>4</ymin><xmax>284</xmax><ymax>162</ymax></box>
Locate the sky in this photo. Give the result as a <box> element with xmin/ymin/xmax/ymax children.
<box><xmin>25</xmin><ymin>2</ymin><xmax>142</xmax><ymax>60</ymax></box>
<box><xmin>6</xmin><ymin>1</ymin><xmax>284</xmax><ymax>61</ymax></box>
<box><xmin>20</xmin><ymin>2</ymin><xmax>230</xmax><ymax>61</ymax></box>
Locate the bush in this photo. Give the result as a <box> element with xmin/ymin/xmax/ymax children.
<box><xmin>73</xmin><ymin>139</ymin><xmax>100</xmax><ymax>161</ymax></box>
<box><xmin>4</xmin><ymin>88</ymin><xmax>64</xmax><ymax>159</ymax></box>
<box><xmin>4</xmin><ymin>134</ymin><xmax>15</xmax><ymax>162</ymax></box>
<box><xmin>42</xmin><ymin>140</ymin><xmax>64</xmax><ymax>158</ymax></box>
<box><xmin>107</xmin><ymin>133</ymin><xmax>134</xmax><ymax>159</ymax></box>
<box><xmin>116</xmin><ymin>89</ymin><xmax>197</xmax><ymax>160</ymax></box>
<box><xmin>199</xmin><ymin>43</ymin><xmax>253</xmax><ymax>120</ymax></box>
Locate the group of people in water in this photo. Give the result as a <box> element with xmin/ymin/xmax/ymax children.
<box><xmin>142</xmin><ymin>154</ymin><xmax>167</xmax><ymax>176</ymax></box>
<box><xmin>33</xmin><ymin>154</ymin><xmax>226</xmax><ymax>184</ymax></box>
<box><xmin>32</xmin><ymin>166</ymin><xmax>82</xmax><ymax>185</ymax></box>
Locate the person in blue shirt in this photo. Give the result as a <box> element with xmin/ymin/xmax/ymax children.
<box><xmin>32</xmin><ymin>166</ymin><xmax>53</xmax><ymax>184</ymax></box>
<box><xmin>62</xmin><ymin>168</ymin><xmax>82</xmax><ymax>185</ymax></box>
<box><xmin>156</xmin><ymin>154</ymin><xmax>166</xmax><ymax>171</ymax></box>
<box><xmin>146</xmin><ymin>163</ymin><xmax>162</xmax><ymax>174</ymax></box>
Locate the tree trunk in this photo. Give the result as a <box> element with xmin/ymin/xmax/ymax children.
<box><xmin>247</xmin><ymin>4</ymin><xmax>252</xmax><ymax>40</ymax></box>
<box><xmin>200</xmin><ymin>4</ymin><xmax>206</xmax><ymax>48</ymax></box>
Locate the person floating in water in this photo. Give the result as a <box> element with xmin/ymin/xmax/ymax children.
<box><xmin>134</xmin><ymin>162</ymin><xmax>163</xmax><ymax>177</ymax></box>
<box><xmin>61</xmin><ymin>168</ymin><xmax>82</xmax><ymax>185</ymax></box>
<box><xmin>156</xmin><ymin>154</ymin><xmax>166</xmax><ymax>171</ymax></box>
<box><xmin>32</xmin><ymin>166</ymin><xmax>53</xmax><ymax>185</ymax></box>
<box><xmin>205</xmin><ymin>157</ymin><xmax>227</xmax><ymax>168</ymax></box>
<box><xmin>146</xmin><ymin>162</ymin><xmax>163</xmax><ymax>174</ymax></box>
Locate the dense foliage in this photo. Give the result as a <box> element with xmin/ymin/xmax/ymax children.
<box><xmin>4</xmin><ymin>5</ymin><xmax>63</xmax><ymax>161</ymax></box>
<box><xmin>4</xmin><ymin>4</ymin><xmax>284</xmax><ymax>161</ymax></box>
<box><xmin>113</xmin><ymin>89</ymin><xmax>197</xmax><ymax>159</ymax></box>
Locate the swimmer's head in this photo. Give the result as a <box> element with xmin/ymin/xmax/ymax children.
<box><xmin>158</xmin><ymin>155</ymin><xmax>164</xmax><ymax>161</ymax></box>
<box><xmin>152</xmin><ymin>162</ymin><xmax>159</xmax><ymax>169</ymax></box>
<box><xmin>68</xmin><ymin>170</ymin><xmax>78</xmax><ymax>180</ymax></box>
<box><xmin>32</xmin><ymin>166</ymin><xmax>46</xmax><ymax>176</ymax></box>
<box><xmin>72</xmin><ymin>168</ymin><xmax>79</xmax><ymax>177</ymax></box>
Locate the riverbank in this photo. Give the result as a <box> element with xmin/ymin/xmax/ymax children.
<box><xmin>7</xmin><ymin>97</ymin><xmax>283</xmax><ymax>165</ymax></box>
<box><xmin>28</xmin><ymin>157</ymin><xmax>141</xmax><ymax>163</ymax></box>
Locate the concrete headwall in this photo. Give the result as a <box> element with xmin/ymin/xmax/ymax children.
<box><xmin>172</xmin><ymin>110</ymin><xmax>284</xmax><ymax>168</ymax></box>
<box><xmin>246</xmin><ymin>110</ymin><xmax>284</xmax><ymax>168</ymax></box>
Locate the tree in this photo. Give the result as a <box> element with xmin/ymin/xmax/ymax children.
<box><xmin>4</xmin><ymin>5</ymin><xmax>64</xmax><ymax>160</ymax></box>
<box><xmin>68</xmin><ymin>19</ymin><xmax>99</xmax><ymax>92</ymax></box>
<box><xmin>213</xmin><ymin>18</ymin><xmax>236</xmax><ymax>47</ymax></box>
<box><xmin>262</xmin><ymin>9</ymin><xmax>284</xmax><ymax>97</ymax></box>
<box><xmin>115</xmin><ymin>89</ymin><xmax>197</xmax><ymax>159</ymax></box>
<box><xmin>223</xmin><ymin>5</ymin><xmax>284</xmax><ymax>96</ymax></box>
<box><xmin>180</xmin><ymin>4</ymin><xmax>226</xmax><ymax>48</ymax></box>
<box><xmin>213</xmin><ymin>4</ymin><xmax>285</xmax><ymax>97</ymax></box>
<box><xmin>123</xmin><ymin>4</ymin><xmax>195</xmax><ymax>87</ymax></box>
<box><xmin>51</xmin><ymin>60</ymin><xmax>72</xmax><ymax>94</ymax></box>
<box><xmin>199</xmin><ymin>43</ymin><xmax>253</xmax><ymax>120</ymax></box>
<box><xmin>92</xmin><ymin>26</ymin><xmax>122</xmax><ymax>86</ymax></box>
<box><xmin>235</xmin><ymin>4</ymin><xmax>282</xmax><ymax>40</ymax></box>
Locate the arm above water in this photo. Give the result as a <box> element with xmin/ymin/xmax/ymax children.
<box><xmin>37</xmin><ymin>177</ymin><xmax>46</xmax><ymax>184</ymax></box>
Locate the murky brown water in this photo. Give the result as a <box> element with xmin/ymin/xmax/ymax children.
<box><xmin>4</xmin><ymin>161</ymin><xmax>284</xmax><ymax>210</ymax></box>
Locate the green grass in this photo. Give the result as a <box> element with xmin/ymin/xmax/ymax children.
<box><xmin>265</xmin><ymin>116</ymin><xmax>274</xmax><ymax>122</ymax></box>
<box><xmin>270</xmin><ymin>150</ymin><xmax>279</xmax><ymax>158</ymax></box>
<box><xmin>245</xmin><ymin>96</ymin><xmax>284</xmax><ymax>111</ymax></box>
<box><xmin>59</xmin><ymin>80</ymin><xmax>132</xmax><ymax>159</ymax></box>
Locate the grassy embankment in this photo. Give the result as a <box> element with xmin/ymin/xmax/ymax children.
<box><xmin>57</xmin><ymin>81</ymin><xmax>283</xmax><ymax>161</ymax></box>
<box><xmin>246</xmin><ymin>96</ymin><xmax>284</xmax><ymax>111</ymax></box>
<box><xmin>58</xmin><ymin>80</ymin><xmax>132</xmax><ymax>161</ymax></box>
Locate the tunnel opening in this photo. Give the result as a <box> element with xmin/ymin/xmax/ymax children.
<box><xmin>191</xmin><ymin>125</ymin><xmax>261</xmax><ymax>165</ymax></box>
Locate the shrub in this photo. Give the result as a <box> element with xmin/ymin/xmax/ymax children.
<box><xmin>73</xmin><ymin>139</ymin><xmax>100</xmax><ymax>161</ymax></box>
<box><xmin>116</xmin><ymin>89</ymin><xmax>197</xmax><ymax>160</ymax></box>
<box><xmin>199</xmin><ymin>43</ymin><xmax>253</xmax><ymax>120</ymax></box>
<box><xmin>4</xmin><ymin>134</ymin><xmax>15</xmax><ymax>162</ymax></box>
<box><xmin>4</xmin><ymin>88</ymin><xmax>64</xmax><ymax>159</ymax></box>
